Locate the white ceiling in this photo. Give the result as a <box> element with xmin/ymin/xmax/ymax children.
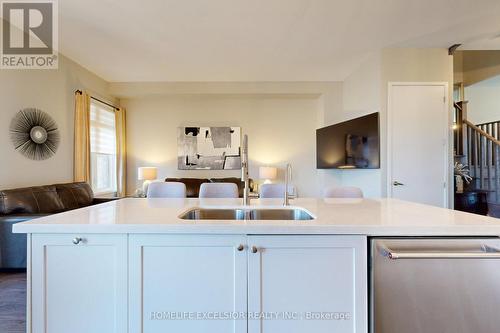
<box><xmin>57</xmin><ymin>0</ymin><xmax>500</xmax><ymax>82</ymax></box>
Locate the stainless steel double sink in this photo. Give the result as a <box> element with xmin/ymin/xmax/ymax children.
<box><xmin>179</xmin><ymin>208</ymin><xmax>314</xmax><ymax>221</ymax></box>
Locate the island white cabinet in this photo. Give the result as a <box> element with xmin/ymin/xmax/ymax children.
<box><xmin>28</xmin><ymin>234</ymin><xmax>366</xmax><ymax>333</ymax></box>
<box><xmin>31</xmin><ymin>234</ymin><xmax>127</xmax><ymax>333</ymax></box>
<box><xmin>128</xmin><ymin>234</ymin><xmax>367</xmax><ymax>333</ymax></box>
<box><xmin>129</xmin><ymin>235</ymin><xmax>248</xmax><ymax>333</ymax></box>
<box><xmin>247</xmin><ymin>235</ymin><xmax>367</xmax><ymax>333</ymax></box>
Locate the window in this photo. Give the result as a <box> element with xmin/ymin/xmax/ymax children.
<box><xmin>90</xmin><ymin>100</ymin><xmax>117</xmax><ymax>195</ymax></box>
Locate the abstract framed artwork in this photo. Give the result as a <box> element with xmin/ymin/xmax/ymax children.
<box><xmin>177</xmin><ymin>126</ymin><xmax>241</xmax><ymax>170</ymax></box>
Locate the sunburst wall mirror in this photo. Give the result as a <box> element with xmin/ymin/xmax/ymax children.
<box><xmin>9</xmin><ymin>108</ymin><xmax>60</xmax><ymax>160</ymax></box>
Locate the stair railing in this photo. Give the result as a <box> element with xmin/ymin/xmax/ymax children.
<box><xmin>476</xmin><ymin>120</ymin><xmax>500</xmax><ymax>143</ymax></box>
<box><xmin>455</xmin><ymin>102</ymin><xmax>500</xmax><ymax>203</ymax></box>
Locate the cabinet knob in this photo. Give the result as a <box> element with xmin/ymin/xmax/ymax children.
<box><xmin>72</xmin><ymin>237</ymin><xmax>83</xmax><ymax>245</ymax></box>
<box><xmin>251</xmin><ymin>246</ymin><xmax>258</xmax><ymax>254</ymax></box>
<box><xmin>237</xmin><ymin>244</ymin><xmax>245</xmax><ymax>251</ymax></box>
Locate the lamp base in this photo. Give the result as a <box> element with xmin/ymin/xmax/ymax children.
<box><xmin>142</xmin><ymin>180</ymin><xmax>152</xmax><ymax>197</ymax></box>
<box><xmin>134</xmin><ymin>188</ymin><xmax>146</xmax><ymax>198</ymax></box>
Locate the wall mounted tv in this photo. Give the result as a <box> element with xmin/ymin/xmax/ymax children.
<box><xmin>316</xmin><ymin>112</ymin><xmax>380</xmax><ymax>169</ymax></box>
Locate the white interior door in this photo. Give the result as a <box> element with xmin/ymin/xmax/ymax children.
<box><xmin>389</xmin><ymin>83</ymin><xmax>449</xmax><ymax>207</ymax></box>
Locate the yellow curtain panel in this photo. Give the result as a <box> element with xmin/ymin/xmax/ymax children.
<box><xmin>115</xmin><ymin>107</ymin><xmax>127</xmax><ymax>197</ymax></box>
<box><xmin>74</xmin><ymin>91</ymin><xmax>91</xmax><ymax>182</ymax></box>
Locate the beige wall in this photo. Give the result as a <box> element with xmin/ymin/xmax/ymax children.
<box><xmin>118</xmin><ymin>49</ymin><xmax>454</xmax><ymax>199</ymax></box>
<box><xmin>453</xmin><ymin>51</ymin><xmax>464</xmax><ymax>84</ymax></box>
<box><xmin>465</xmin><ymin>77</ymin><xmax>500</xmax><ymax>124</ymax></box>
<box><xmin>337</xmin><ymin>52</ymin><xmax>383</xmax><ymax>198</ymax></box>
<box><xmin>455</xmin><ymin>51</ymin><xmax>500</xmax><ymax>125</ymax></box>
<box><xmin>122</xmin><ymin>94</ymin><xmax>323</xmax><ymax>197</ymax></box>
<box><xmin>0</xmin><ymin>46</ymin><xmax>454</xmax><ymax>199</ymax></box>
<box><xmin>112</xmin><ymin>81</ymin><xmax>343</xmax><ymax>197</ymax></box>
<box><xmin>381</xmin><ymin>48</ymin><xmax>454</xmax><ymax>204</ymax></box>
<box><xmin>333</xmin><ymin>49</ymin><xmax>453</xmax><ymax>200</ymax></box>
<box><xmin>455</xmin><ymin>51</ymin><xmax>500</xmax><ymax>86</ymax></box>
<box><xmin>0</xmin><ymin>55</ymin><xmax>114</xmax><ymax>189</ymax></box>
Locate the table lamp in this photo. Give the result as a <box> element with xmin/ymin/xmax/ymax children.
<box><xmin>138</xmin><ymin>167</ymin><xmax>158</xmax><ymax>197</ymax></box>
<box><xmin>259</xmin><ymin>166</ymin><xmax>277</xmax><ymax>184</ymax></box>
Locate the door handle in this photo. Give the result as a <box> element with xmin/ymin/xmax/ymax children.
<box><xmin>72</xmin><ymin>237</ymin><xmax>83</xmax><ymax>245</ymax></box>
<box><xmin>379</xmin><ymin>243</ymin><xmax>500</xmax><ymax>260</ymax></box>
<box><xmin>393</xmin><ymin>181</ymin><xmax>404</xmax><ymax>186</ymax></box>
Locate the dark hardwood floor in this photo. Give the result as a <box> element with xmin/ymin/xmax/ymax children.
<box><xmin>0</xmin><ymin>273</ymin><xmax>26</xmax><ymax>333</ymax></box>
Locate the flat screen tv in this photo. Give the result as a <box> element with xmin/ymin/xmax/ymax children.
<box><xmin>316</xmin><ymin>112</ymin><xmax>380</xmax><ymax>169</ymax></box>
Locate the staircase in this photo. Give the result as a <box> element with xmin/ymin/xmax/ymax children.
<box><xmin>454</xmin><ymin>101</ymin><xmax>500</xmax><ymax>214</ymax></box>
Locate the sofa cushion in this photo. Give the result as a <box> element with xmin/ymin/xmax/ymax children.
<box><xmin>165</xmin><ymin>178</ymin><xmax>209</xmax><ymax>198</ymax></box>
<box><xmin>0</xmin><ymin>215</ymin><xmax>48</xmax><ymax>269</ymax></box>
<box><xmin>0</xmin><ymin>185</ymin><xmax>65</xmax><ymax>215</ymax></box>
<box><xmin>0</xmin><ymin>214</ymin><xmax>51</xmax><ymax>223</ymax></box>
<box><xmin>55</xmin><ymin>182</ymin><xmax>94</xmax><ymax>210</ymax></box>
<box><xmin>210</xmin><ymin>177</ymin><xmax>254</xmax><ymax>197</ymax></box>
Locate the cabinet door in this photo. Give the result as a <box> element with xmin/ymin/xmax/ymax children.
<box><xmin>31</xmin><ymin>234</ymin><xmax>127</xmax><ymax>333</ymax></box>
<box><xmin>129</xmin><ymin>235</ymin><xmax>247</xmax><ymax>333</ymax></box>
<box><xmin>248</xmin><ymin>235</ymin><xmax>367</xmax><ymax>333</ymax></box>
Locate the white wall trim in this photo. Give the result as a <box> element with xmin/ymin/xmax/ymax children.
<box><xmin>26</xmin><ymin>234</ymin><xmax>32</xmax><ymax>333</ymax></box>
<box><xmin>387</xmin><ymin>82</ymin><xmax>450</xmax><ymax>207</ymax></box>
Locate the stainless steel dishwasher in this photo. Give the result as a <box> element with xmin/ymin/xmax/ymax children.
<box><xmin>371</xmin><ymin>238</ymin><xmax>500</xmax><ymax>333</ymax></box>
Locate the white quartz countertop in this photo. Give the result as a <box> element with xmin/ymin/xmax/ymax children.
<box><xmin>11</xmin><ymin>197</ymin><xmax>500</xmax><ymax>236</ymax></box>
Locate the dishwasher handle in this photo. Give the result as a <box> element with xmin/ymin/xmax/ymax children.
<box><xmin>379</xmin><ymin>243</ymin><xmax>500</xmax><ymax>260</ymax></box>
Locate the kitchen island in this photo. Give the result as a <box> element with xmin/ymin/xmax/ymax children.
<box><xmin>13</xmin><ymin>198</ymin><xmax>500</xmax><ymax>333</ymax></box>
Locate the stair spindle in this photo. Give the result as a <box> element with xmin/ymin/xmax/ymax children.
<box><xmin>476</xmin><ymin>130</ymin><xmax>479</xmax><ymax>182</ymax></box>
<box><xmin>496</xmin><ymin>144</ymin><xmax>500</xmax><ymax>203</ymax></box>
<box><xmin>487</xmin><ymin>138</ymin><xmax>491</xmax><ymax>193</ymax></box>
<box><xmin>467</xmin><ymin>125</ymin><xmax>472</xmax><ymax>167</ymax></box>
<box><xmin>477</xmin><ymin>133</ymin><xmax>484</xmax><ymax>189</ymax></box>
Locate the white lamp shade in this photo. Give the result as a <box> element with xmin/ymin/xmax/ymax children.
<box><xmin>138</xmin><ymin>167</ymin><xmax>157</xmax><ymax>180</ymax></box>
<box><xmin>259</xmin><ymin>166</ymin><xmax>277</xmax><ymax>180</ymax></box>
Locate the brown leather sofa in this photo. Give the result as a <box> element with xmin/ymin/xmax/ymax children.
<box><xmin>0</xmin><ymin>182</ymin><xmax>117</xmax><ymax>270</ymax></box>
<box><xmin>165</xmin><ymin>177</ymin><xmax>254</xmax><ymax>198</ymax></box>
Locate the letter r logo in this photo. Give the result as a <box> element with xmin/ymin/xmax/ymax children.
<box><xmin>2</xmin><ymin>2</ymin><xmax>53</xmax><ymax>54</ymax></box>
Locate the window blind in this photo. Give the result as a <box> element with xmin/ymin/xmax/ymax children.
<box><xmin>90</xmin><ymin>102</ymin><xmax>116</xmax><ymax>154</ymax></box>
<box><xmin>90</xmin><ymin>100</ymin><xmax>117</xmax><ymax>195</ymax></box>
